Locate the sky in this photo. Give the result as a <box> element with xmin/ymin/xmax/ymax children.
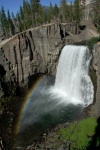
<box><xmin>0</xmin><ymin>0</ymin><xmax>74</xmax><ymax>15</ymax></box>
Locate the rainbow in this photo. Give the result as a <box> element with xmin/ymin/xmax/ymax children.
<box><xmin>14</xmin><ymin>75</ymin><xmax>43</xmax><ymax>135</ymax></box>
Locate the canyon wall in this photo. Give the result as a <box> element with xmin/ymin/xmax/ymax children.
<box><xmin>92</xmin><ymin>42</ymin><xmax>100</xmax><ymax>117</ymax></box>
<box><xmin>0</xmin><ymin>23</ymin><xmax>77</xmax><ymax>97</ymax></box>
<box><xmin>0</xmin><ymin>22</ymin><xmax>100</xmax><ymax>117</ymax></box>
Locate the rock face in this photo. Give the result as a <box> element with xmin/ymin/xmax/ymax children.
<box><xmin>0</xmin><ymin>23</ymin><xmax>77</xmax><ymax>97</ymax></box>
<box><xmin>0</xmin><ymin>27</ymin><xmax>6</xmax><ymax>42</ymax></box>
<box><xmin>92</xmin><ymin>42</ymin><xmax>100</xmax><ymax>117</ymax></box>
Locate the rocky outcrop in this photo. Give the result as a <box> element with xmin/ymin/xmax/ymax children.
<box><xmin>92</xmin><ymin>42</ymin><xmax>100</xmax><ymax>117</ymax></box>
<box><xmin>0</xmin><ymin>23</ymin><xmax>77</xmax><ymax>97</ymax></box>
<box><xmin>0</xmin><ymin>27</ymin><xmax>6</xmax><ymax>42</ymax></box>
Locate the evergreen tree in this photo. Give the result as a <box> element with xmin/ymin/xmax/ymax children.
<box><xmin>26</xmin><ymin>2</ymin><xmax>32</xmax><ymax>28</ymax></box>
<box><xmin>0</xmin><ymin>10</ymin><xmax>2</xmax><ymax>28</ymax></box>
<box><xmin>74</xmin><ymin>0</ymin><xmax>82</xmax><ymax>34</ymax></box>
<box><xmin>37</xmin><ymin>4</ymin><xmax>47</xmax><ymax>25</ymax></box>
<box><xmin>0</xmin><ymin>6</ymin><xmax>8</xmax><ymax>37</ymax></box>
<box><xmin>23</xmin><ymin>0</ymin><xmax>28</xmax><ymax>29</ymax></box>
<box><xmin>23</xmin><ymin>0</ymin><xmax>31</xmax><ymax>29</ymax></box>
<box><xmin>92</xmin><ymin>0</ymin><xmax>100</xmax><ymax>33</ymax></box>
<box><xmin>18</xmin><ymin>6</ymin><xmax>24</xmax><ymax>31</ymax></box>
<box><xmin>18</xmin><ymin>0</ymin><xmax>32</xmax><ymax>32</ymax></box>
<box><xmin>19</xmin><ymin>5</ymin><xmax>24</xmax><ymax>21</ymax></box>
<box><xmin>53</xmin><ymin>4</ymin><xmax>59</xmax><ymax>21</ymax></box>
<box><xmin>11</xmin><ymin>12</ymin><xmax>15</xmax><ymax>20</ymax></box>
<box><xmin>16</xmin><ymin>12</ymin><xmax>23</xmax><ymax>32</ymax></box>
<box><xmin>68</xmin><ymin>1</ymin><xmax>74</xmax><ymax>22</ymax></box>
<box><xmin>7</xmin><ymin>10</ymin><xmax>15</xmax><ymax>36</ymax></box>
<box><xmin>60</xmin><ymin>0</ymin><xmax>67</xmax><ymax>22</ymax></box>
<box><xmin>11</xmin><ymin>12</ymin><xmax>16</xmax><ymax>25</ymax></box>
<box><xmin>30</xmin><ymin>0</ymin><xmax>40</xmax><ymax>26</ymax></box>
<box><xmin>74</xmin><ymin>0</ymin><xmax>82</xmax><ymax>24</ymax></box>
<box><xmin>48</xmin><ymin>2</ymin><xmax>54</xmax><ymax>22</ymax></box>
<box><xmin>11</xmin><ymin>12</ymin><xmax>17</xmax><ymax>33</ymax></box>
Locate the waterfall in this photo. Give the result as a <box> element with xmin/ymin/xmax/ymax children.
<box><xmin>50</xmin><ymin>45</ymin><xmax>94</xmax><ymax>107</ymax></box>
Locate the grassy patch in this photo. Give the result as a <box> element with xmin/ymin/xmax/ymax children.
<box><xmin>54</xmin><ymin>117</ymin><xmax>97</xmax><ymax>149</ymax></box>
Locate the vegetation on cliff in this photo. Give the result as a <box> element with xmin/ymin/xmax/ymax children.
<box><xmin>87</xmin><ymin>37</ymin><xmax>100</xmax><ymax>50</ymax></box>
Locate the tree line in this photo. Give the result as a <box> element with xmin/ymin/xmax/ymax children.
<box><xmin>4</xmin><ymin>0</ymin><xmax>100</xmax><ymax>38</ymax></box>
<box><xmin>0</xmin><ymin>0</ymin><xmax>83</xmax><ymax>37</ymax></box>
<box><xmin>0</xmin><ymin>7</ymin><xmax>15</xmax><ymax>37</ymax></box>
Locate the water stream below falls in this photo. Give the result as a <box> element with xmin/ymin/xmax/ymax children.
<box><xmin>15</xmin><ymin>45</ymin><xmax>94</xmax><ymax>148</ymax></box>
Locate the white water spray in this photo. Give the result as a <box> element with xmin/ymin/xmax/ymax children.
<box><xmin>50</xmin><ymin>45</ymin><xmax>94</xmax><ymax>106</ymax></box>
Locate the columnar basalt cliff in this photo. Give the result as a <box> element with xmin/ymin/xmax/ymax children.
<box><xmin>0</xmin><ymin>23</ymin><xmax>77</xmax><ymax>97</ymax></box>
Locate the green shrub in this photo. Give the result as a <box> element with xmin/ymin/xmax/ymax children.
<box><xmin>87</xmin><ymin>37</ymin><xmax>100</xmax><ymax>50</ymax></box>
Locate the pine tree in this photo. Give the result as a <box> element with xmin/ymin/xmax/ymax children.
<box><xmin>16</xmin><ymin>12</ymin><xmax>23</xmax><ymax>32</ymax></box>
<box><xmin>60</xmin><ymin>0</ymin><xmax>67</xmax><ymax>22</ymax></box>
<box><xmin>7</xmin><ymin>10</ymin><xmax>15</xmax><ymax>36</ymax></box>
<box><xmin>68</xmin><ymin>2</ymin><xmax>74</xmax><ymax>22</ymax></box>
<box><xmin>11</xmin><ymin>12</ymin><xmax>15</xmax><ymax>20</ymax></box>
<box><xmin>53</xmin><ymin>4</ymin><xmax>59</xmax><ymax>21</ymax></box>
<box><xmin>37</xmin><ymin>4</ymin><xmax>47</xmax><ymax>25</ymax></box>
<box><xmin>19</xmin><ymin>5</ymin><xmax>24</xmax><ymax>21</ymax></box>
<box><xmin>48</xmin><ymin>2</ymin><xmax>54</xmax><ymax>22</ymax></box>
<box><xmin>92</xmin><ymin>0</ymin><xmax>100</xmax><ymax>33</ymax></box>
<box><xmin>0</xmin><ymin>6</ymin><xmax>8</xmax><ymax>37</ymax></box>
<box><xmin>11</xmin><ymin>12</ymin><xmax>18</xmax><ymax>33</ymax></box>
<box><xmin>11</xmin><ymin>12</ymin><xmax>16</xmax><ymax>26</ymax></box>
<box><xmin>30</xmin><ymin>0</ymin><xmax>40</xmax><ymax>26</ymax></box>
<box><xmin>74</xmin><ymin>0</ymin><xmax>82</xmax><ymax>24</ymax></box>
<box><xmin>18</xmin><ymin>0</ymin><xmax>31</xmax><ymax>32</ymax></box>
<box><xmin>23</xmin><ymin>0</ymin><xmax>28</xmax><ymax>29</ymax></box>
<box><xmin>23</xmin><ymin>0</ymin><xmax>32</xmax><ymax>29</ymax></box>
<box><xmin>18</xmin><ymin>5</ymin><xmax>24</xmax><ymax>31</ymax></box>
<box><xmin>0</xmin><ymin>10</ymin><xmax>2</xmax><ymax>28</ymax></box>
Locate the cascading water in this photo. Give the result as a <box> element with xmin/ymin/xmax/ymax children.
<box><xmin>50</xmin><ymin>45</ymin><xmax>94</xmax><ymax>107</ymax></box>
